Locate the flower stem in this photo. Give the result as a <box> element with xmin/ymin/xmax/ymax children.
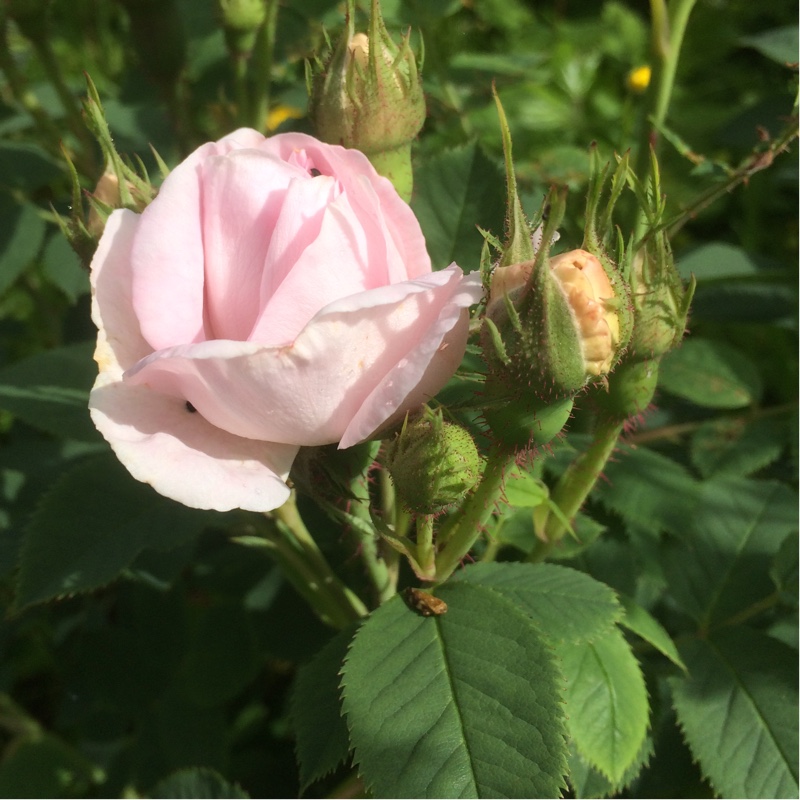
<box><xmin>433</xmin><ymin>442</ymin><xmax>514</xmax><ymax>584</ymax></box>
<box><xmin>528</xmin><ymin>418</ymin><xmax>623</xmax><ymax>562</ymax></box>
<box><xmin>348</xmin><ymin>474</ymin><xmax>397</xmax><ymax>605</ymax></box>
<box><xmin>251</xmin><ymin>0</ymin><xmax>278</xmax><ymax>131</ymax></box>
<box><xmin>267</xmin><ymin>493</ymin><xmax>368</xmax><ymax>628</ymax></box>
<box><xmin>634</xmin><ymin>0</ymin><xmax>698</xmax><ymax>215</ymax></box>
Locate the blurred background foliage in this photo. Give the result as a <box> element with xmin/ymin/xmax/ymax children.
<box><xmin>0</xmin><ymin>0</ymin><xmax>796</xmax><ymax>797</ymax></box>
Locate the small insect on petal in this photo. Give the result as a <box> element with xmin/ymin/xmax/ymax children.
<box><xmin>404</xmin><ymin>587</ymin><xmax>448</xmax><ymax>616</ymax></box>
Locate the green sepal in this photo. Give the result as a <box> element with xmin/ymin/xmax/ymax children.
<box><xmin>493</xmin><ymin>88</ymin><xmax>534</xmax><ymax>267</ymax></box>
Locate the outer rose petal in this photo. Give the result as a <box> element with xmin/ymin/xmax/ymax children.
<box><xmin>90</xmin><ymin>211</ymin><xmax>298</xmax><ymax>512</ymax></box>
<box><xmin>91</xmin><ymin>209</ymin><xmax>153</xmax><ymax>373</ymax></box>
<box><xmin>339</xmin><ymin>269</ymin><xmax>483</xmax><ymax>447</ymax></box>
<box><xmin>124</xmin><ymin>266</ymin><xmax>482</xmax><ymax>447</ymax></box>
<box><xmin>90</xmin><ymin>370</ymin><xmax>297</xmax><ymax>513</ymax></box>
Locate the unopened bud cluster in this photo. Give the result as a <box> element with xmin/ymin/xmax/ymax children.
<box><xmin>480</xmin><ymin>134</ymin><xmax>694</xmax><ymax>444</ymax></box>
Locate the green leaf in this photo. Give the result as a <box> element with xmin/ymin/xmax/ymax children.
<box><xmin>41</xmin><ymin>232</ymin><xmax>89</xmax><ymax>302</ymax></box>
<box><xmin>591</xmin><ymin>445</ymin><xmax>700</xmax><ymax>537</ymax></box>
<box><xmin>0</xmin><ymin>143</ymin><xmax>62</xmax><ymax>191</ymax></box>
<box><xmin>290</xmin><ymin>627</ymin><xmax>355</xmax><ymax>790</ymax></box>
<box><xmin>341</xmin><ymin>585</ymin><xmax>568</xmax><ymax>798</ymax></box>
<box><xmin>617</xmin><ymin>594</ymin><xmax>686</xmax><ymax>671</ymax></box>
<box><xmin>178</xmin><ymin>603</ymin><xmax>260</xmax><ymax>707</ymax></box>
<box><xmin>149</xmin><ymin>767</ymin><xmax>249</xmax><ymax>798</ymax></box>
<box><xmin>659</xmin><ymin>338</ymin><xmax>762</xmax><ymax>409</ymax></box>
<box><xmin>770</xmin><ymin>534</ymin><xmax>798</xmax><ymax>600</ymax></box>
<box><xmin>503</xmin><ymin>465</ymin><xmax>549</xmax><ymax>508</ymax></box>
<box><xmin>555</xmin><ymin>626</ymin><xmax>649</xmax><ymax>784</ymax></box>
<box><xmin>0</xmin><ymin>195</ymin><xmax>47</xmax><ymax>296</ymax></box>
<box><xmin>671</xmin><ymin>627</ymin><xmax>798</xmax><ymax>798</ymax></box>
<box><xmin>0</xmin><ymin>732</ymin><xmax>97</xmax><ymax>798</ymax></box>
<box><xmin>0</xmin><ymin>341</ymin><xmax>98</xmax><ymax>441</ymax></box>
<box><xmin>741</xmin><ymin>25</ymin><xmax>799</xmax><ymax>64</ymax></box>
<box><xmin>567</xmin><ymin>735</ymin><xmax>654</xmax><ymax>799</ymax></box>
<box><xmin>691</xmin><ymin>415</ymin><xmax>789</xmax><ymax>478</ymax></box>
<box><xmin>677</xmin><ymin>242</ymin><xmax>762</xmax><ymax>282</ymax></box>
<box><xmin>449</xmin><ymin>561</ymin><xmax>622</xmax><ymax>643</ymax></box>
<box><xmin>412</xmin><ymin>142</ymin><xmax>506</xmax><ymax>274</ymax></box>
<box><xmin>660</xmin><ymin>477</ymin><xmax>797</xmax><ymax>626</ymax></box>
<box><xmin>15</xmin><ymin>454</ymin><xmax>219</xmax><ymax>608</ymax></box>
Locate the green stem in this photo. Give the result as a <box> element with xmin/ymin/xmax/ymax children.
<box><xmin>234</xmin><ymin>53</ymin><xmax>250</xmax><ymax>127</ymax></box>
<box><xmin>415</xmin><ymin>516</ymin><xmax>436</xmax><ymax>580</ymax></box>
<box><xmin>269</xmin><ymin>494</ymin><xmax>368</xmax><ymax>628</ymax></box>
<box><xmin>433</xmin><ymin>443</ymin><xmax>515</xmax><ymax>584</ymax></box>
<box><xmin>663</xmin><ymin>120</ymin><xmax>799</xmax><ymax>239</ymax></box>
<box><xmin>528</xmin><ymin>419</ymin><xmax>623</xmax><ymax>562</ymax></box>
<box><xmin>348</xmin><ymin>475</ymin><xmax>396</xmax><ymax>605</ymax></box>
<box><xmin>251</xmin><ymin>0</ymin><xmax>278</xmax><ymax>130</ymax></box>
<box><xmin>634</xmin><ymin>0</ymin><xmax>697</xmax><ymax>214</ymax></box>
<box><xmin>714</xmin><ymin>591</ymin><xmax>781</xmax><ymax>632</ymax></box>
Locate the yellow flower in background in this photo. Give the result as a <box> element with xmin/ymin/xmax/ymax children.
<box><xmin>266</xmin><ymin>104</ymin><xmax>304</xmax><ymax>132</ymax></box>
<box><xmin>626</xmin><ymin>65</ymin><xmax>651</xmax><ymax>93</ymax></box>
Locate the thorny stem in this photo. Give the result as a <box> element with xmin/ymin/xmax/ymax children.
<box><xmin>0</xmin><ymin>20</ymin><xmax>94</xmax><ymax>174</ymax></box>
<box><xmin>433</xmin><ymin>442</ymin><xmax>515</xmax><ymax>584</ymax></box>
<box><xmin>627</xmin><ymin>402</ymin><xmax>794</xmax><ymax>447</ymax></box>
<box><xmin>528</xmin><ymin>418</ymin><xmax>624</xmax><ymax>562</ymax></box>
<box><xmin>662</xmin><ymin>120</ymin><xmax>799</xmax><ymax>239</ymax></box>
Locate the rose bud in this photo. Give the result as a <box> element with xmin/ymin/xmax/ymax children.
<box><xmin>217</xmin><ymin>0</ymin><xmax>267</xmax><ymax>58</ymax></box>
<box><xmin>309</xmin><ymin>0</ymin><xmax>425</xmax><ymax>201</ymax></box>
<box><xmin>88</xmin><ymin>129</ymin><xmax>482</xmax><ymax>513</ymax></box>
<box><xmin>627</xmin><ymin>237</ymin><xmax>695</xmax><ymax>362</ymax></box>
<box><xmin>483</xmin><ymin>244</ymin><xmax>623</xmax><ymax>401</ymax></box>
<box><xmin>482</xmin><ymin>392</ymin><xmax>574</xmax><ymax>451</ymax></box>
<box><xmin>386</xmin><ymin>408</ymin><xmax>483</xmax><ymax>515</ymax></box>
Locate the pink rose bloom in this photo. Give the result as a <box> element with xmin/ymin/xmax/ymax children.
<box><xmin>89</xmin><ymin>129</ymin><xmax>482</xmax><ymax>512</ymax></box>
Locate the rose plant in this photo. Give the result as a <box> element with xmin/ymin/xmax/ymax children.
<box><xmin>89</xmin><ymin>129</ymin><xmax>482</xmax><ymax>512</ymax></box>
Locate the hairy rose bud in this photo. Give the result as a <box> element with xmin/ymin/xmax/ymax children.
<box><xmin>484</xmin><ymin>247</ymin><xmax>623</xmax><ymax>401</ymax></box>
<box><xmin>309</xmin><ymin>0</ymin><xmax>424</xmax><ymax>200</ymax></box>
<box><xmin>386</xmin><ymin>409</ymin><xmax>482</xmax><ymax>515</ymax></box>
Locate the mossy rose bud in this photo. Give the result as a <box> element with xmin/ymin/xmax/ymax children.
<box><xmin>627</xmin><ymin>239</ymin><xmax>695</xmax><ymax>362</ymax></box>
<box><xmin>309</xmin><ymin>0</ymin><xmax>424</xmax><ymax>200</ymax></box>
<box><xmin>483</xmin><ymin>247</ymin><xmax>623</xmax><ymax>400</ymax></box>
<box><xmin>386</xmin><ymin>410</ymin><xmax>482</xmax><ymax>515</ymax></box>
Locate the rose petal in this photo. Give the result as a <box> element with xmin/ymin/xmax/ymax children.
<box><xmin>130</xmin><ymin>143</ymin><xmax>219</xmax><ymax>350</ymax></box>
<box><xmin>251</xmin><ymin>184</ymin><xmax>383</xmax><ymax>345</ymax></box>
<box><xmin>90</xmin><ymin>209</ymin><xmax>152</xmax><ymax>373</ymax></box>
<box><xmin>90</xmin><ymin>372</ymin><xmax>297</xmax><ymax>512</ymax></box>
<box><xmin>339</xmin><ymin>268</ymin><xmax>484</xmax><ymax>447</ymax></box>
<box><xmin>123</xmin><ymin>266</ymin><xmax>480</xmax><ymax>447</ymax></box>
<box><xmin>259</xmin><ymin>132</ymin><xmax>432</xmax><ymax>276</ymax></box>
<box><xmin>199</xmin><ymin>149</ymin><xmax>308</xmax><ymax>340</ymax></box>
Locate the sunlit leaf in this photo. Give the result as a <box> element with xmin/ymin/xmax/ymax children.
<box><xmin>342</xmin><ymin>586</ymin><xmax>568</xmax><ymax>798</ymax></box>
<box><xmin>556</xmin><ymin>626</ymin><xmax>649</xmax><ymax>784</ymax></box>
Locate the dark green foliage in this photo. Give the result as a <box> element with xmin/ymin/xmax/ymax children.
<box><xmin>0</xmin><ymin>0</ymin><xmax>795</xmax><ymax>797</ymax></box>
